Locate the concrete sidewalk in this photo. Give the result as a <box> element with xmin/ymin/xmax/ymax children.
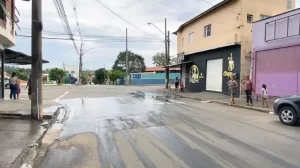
<box><xmin>165</xmin><ymin>90</ymin><xmax>274</xmax><ymax>113</ymax></box>
<box><xmin>0</xmin><ymin>105</ymin><xmax>60</xmax><ymax>168</ymax></box>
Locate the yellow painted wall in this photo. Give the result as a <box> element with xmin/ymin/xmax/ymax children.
<box><xmin>177</xmin><ymin>0</ymin><xmax>241</xmax><ymax>55</ymax></box>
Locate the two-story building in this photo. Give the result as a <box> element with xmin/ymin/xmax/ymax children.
<box><xmin>0</xmin><ymin>0</ymin><xmax>16</xmax><ymax>100</ymax></box>
<box><xmin>252</xmin><ymin>8</ymin><xmax>300</xmax><ymax>97</ymax></box>
<box><xmin>172</xmin><ymin>0</ymin><xmax>295</xmax><ymax>96</ymax></box>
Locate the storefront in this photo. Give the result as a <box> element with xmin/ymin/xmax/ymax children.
<box><xmin>181</xmin><ymin>44</ymin><xmax>241</xmax><ymax>96</ymax></box>
<box><xmin>0</xmin><ymin>49</ymin><xmax>49</xmax><ymax>102</ymax></box>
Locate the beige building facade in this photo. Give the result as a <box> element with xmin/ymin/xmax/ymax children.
<box><xmin>173</xmin><ymin>0</ymin><xmax>295</xmax><ymax>95</ymax></box>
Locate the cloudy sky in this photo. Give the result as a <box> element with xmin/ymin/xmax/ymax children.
<box><xmin>12</xmin><ymin>0</ymin><xmax>300</xmax><ymax>70</ymax></box>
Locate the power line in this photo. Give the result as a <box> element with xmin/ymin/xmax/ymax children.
<box><xmin>53</xmin><ymin>0</ymin><xmax>80</xmax><ymax>55</ymax></box>
<box><xmin>16</xmin><ymin>34</ymin><xmax>165</xmax><ymax>43</ymax></box>
<box><xmin>93</xmin><ymin>0</ymin><xmax>154</xmax><ymax>37</ymax></box>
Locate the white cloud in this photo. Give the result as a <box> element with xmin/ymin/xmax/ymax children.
<box><xmin>14</xmin><ymin>0</ymin><xmax>300</xmax><ymax>70</ymax></box>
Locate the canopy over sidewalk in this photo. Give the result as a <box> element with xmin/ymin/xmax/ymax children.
<box><xmin>4</xmin><ymin>49</ymin><xmax>49</xmax><ymax>65</ymax></box>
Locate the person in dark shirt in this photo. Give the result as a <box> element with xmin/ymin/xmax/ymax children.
<box><xmin>25</xmin><ymin>75</ymin><xmax>31</xmax><ymax>100</ymax></box>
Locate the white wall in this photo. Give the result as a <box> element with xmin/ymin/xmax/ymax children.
<box><xmin>0</xmin><ymin>18</ymin><xmax>15</xmax><ymax>48</ymax></box>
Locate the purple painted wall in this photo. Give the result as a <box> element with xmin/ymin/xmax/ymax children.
<box><xmin>252</xmin><ymin>8</ymin><xmax>300</xmax><ymax>97</ymax></box>
<box><xmin>252</xmin><ymin>8</ymin><xmax>300</xmax><ymax>50</ymax></box>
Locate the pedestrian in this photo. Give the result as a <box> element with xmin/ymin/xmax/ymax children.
<box><xmin>9</xmin><ymin>72</ymin><xmax>19</xmax><ymax>100</ymax></box>
<box><xmin>175</xmin><ymin>77</ymin><xmax>179</xmax><ymax>92</ymax></box>
<box><xmin>262</xmin><ymin>84</ymin><xmax>268</xmax><ymax>108</ymax></box>
<box><xmin>25</xmin><ymin>75</ymin><xmax>32</xmax><ymax>100</ymax></box>
<box><xmin>17</xmin><ymin>78</ymin><xmax>21</xmax><ymax>99</ymax></box>
<box><xmin>57</xmin><ymin>76</ymin><xmax>61</xmax><ymax>86</ymax></box>
<box><xmin>180</xmin><ymin>82</ymin><xmax>184</xmax><ymax>92</ymax></box>
<box><xmin>227</xmin><ymin>76</ymin><xmax>238</xmax><ymax>106</ymax></box>
<box><xmin>168</xmin><ymin>79</ymin><xmax>172</xmax><ymax>92</ymax></box>
<box><xmin>242</xmin><ymin>75</ymin><xmax>254</xmax><ymax>106</ymax></box>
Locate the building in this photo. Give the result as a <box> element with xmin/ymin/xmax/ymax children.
<box><xmin>172</xmin><ymin>0</ymin><xmax>295</xmax><ymax>96</ymax></box>
<box><xmin>145</xmin><ymin>66</ymin><xmax>181</xmax><ymax>73</ymax></box>
<box><xmin>252</xmin><ymin>8</ymin><xmax>300</xmax><ymax>97</ymax></box>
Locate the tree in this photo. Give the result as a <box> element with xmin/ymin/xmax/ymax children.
<box><xmin>15</xmin><ymin>69</ymin><xmax>28</xmax><ymax>80</ymax></box>
<box><xmin>108</xmin><ymin>70</ymin><xmax>125</xmax><ymax>84</ymax></box>
<box><xmin>152</xmin><ymin>52</ymin><xmax>176</xmax><ymax>66</ymax></box>
<box><xmin>112</xmin><ymin>51</ymin><xmax>146</xmax><ymax>73</ymax></box>
<box><xmin>94</xmin><ymin>68</ymin><xmax>107</xmax><ymax>84</ymax></box>
<box><xmin>152</xmin><ymin>52</ymin><xmax>166</xmax><ymax>66</ymax></box>
<box><xmin>48</xmin><ymin>68</ymin><xmax>66</xmax><ymax>81</ymax></box>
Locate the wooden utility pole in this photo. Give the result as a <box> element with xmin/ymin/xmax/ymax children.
<box><xmin>165</xmin><ymin>18</ymin><xmax>169</xmax><ymax>89</ymax></box>
<box><xmin>126</xmin><ymin>28</ymin><xmax>129</xmax><ymax>85</ymax></box>
<box><xmin>31</xmin><ymin>0</ymin><xmax>43</xmax><ymax>120</ymax></box>
<box><xmin>167</xmin><ymin>31</ymin><xmax>170</xmax><ymax>85</ymax></box>
<box><xmin>78</xmin><ymin>43</ymin><xmax>83</xmax><ymax>85</ymax></box>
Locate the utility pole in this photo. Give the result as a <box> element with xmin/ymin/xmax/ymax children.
<box><xmin>31</xmin><ymin>0</ymin><xmax>43</xmax><ymax>120</ymax></box>
<box><xmin>78</xmin><ymin>43</ymin><xmax>83</xmax><ymax>85</ymax></box>
<box><xmin>165</xmin><ymin>18</ymin><xmax>169</xmax><ymax>89</ymax></box>
<box><xmin>126</xmin><ymin>28</ymin><xmax>129</xmax><ymax>85</ymax></box>
<box><xmin>167</xmin><ymin>31</ymin><xmax>170</xmax><ymax>86</ymax></box>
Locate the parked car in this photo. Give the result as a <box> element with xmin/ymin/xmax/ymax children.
<box><xmin>273</xmin><ymin>95</ymin><xmax>300</xmax><ymax>126</ymax></box>
<box><xmin>4</xmin><ymin>77</ymin><xmax>10</xmax><ymax>89</ymax></box>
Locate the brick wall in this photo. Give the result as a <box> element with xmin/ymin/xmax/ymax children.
<box><xmin>0</xmin><ymin>0</ymin><xmax>14</xmax><ymax>30</ymax></box>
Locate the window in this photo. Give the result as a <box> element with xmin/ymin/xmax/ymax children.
<box><xmin>260</xmin><ymin>15</ymin><xmax>270</xmax><ymax>20</ymax></box>
<box><xmin>0</xmin><ymin>0</ymin><xmax>6</xmax><ymax>20</ymax></box>
<box><xmin>189</xmin><ymin>32</ymin><xmax>194</xmax><ymax>43</ymax></box>
<box><xmin>182</xmin><ymin>38</ymin><xmax>184</xmax><ymax>47</ymax></box>
<box><xmin>287</xmin><ymin>0</ymin><xmax>292</xmax><ymax>9</ymax></box>
<box><xmin>204</xmin><ymin>24</ymin><xmax>211</xmax><ymax>37</ymax></box>
<box><xmin>247</xmin><ymin>14</ymin><xmax>253</xmax><ymax>23</ymax></box>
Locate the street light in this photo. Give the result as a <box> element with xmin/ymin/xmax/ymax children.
<box><xmin>147</xmin><ymin>22</ymin><xmax>165</xmax><ymax>36</ymax></box>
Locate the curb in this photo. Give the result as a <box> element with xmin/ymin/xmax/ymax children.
<box><xmin>10</xmin><ymin>106</ymin><xmax>61</xmax><ymax>168</ymax></box>
<box><xmin>164</xmin><ymin>91</ymin><xmax>272</xmax><ymax>113</ymax></box>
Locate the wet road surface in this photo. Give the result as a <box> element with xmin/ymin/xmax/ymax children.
<box><xmin>37</xmin><ymin>89</ymin><xmax>300</xmax><ymax>168</ymax></box>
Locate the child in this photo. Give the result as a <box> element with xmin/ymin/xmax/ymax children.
<box><xmin>17</xmin><ymin>79</ymin><xmax>20</xmax><ymax>99</ymax></box>
<box><xmin>180</xmin><ymin>82</ymin><xmax>184</xmax><ymax>92</ymax></box>
<box><xmin>262</xmin><ymin>84</ymin><xmax>268</xmax><ymax>108</ymax></box>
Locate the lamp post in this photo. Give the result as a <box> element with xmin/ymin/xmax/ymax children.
<box><xmin>148</xmin><ymin>19</ymin><xmax>169</xmax><ymax>89</ymax></box>
<box><xmin>79</xmin><ymin>47</ymin><xmax>94</xmax><ymax>85</ymax></box>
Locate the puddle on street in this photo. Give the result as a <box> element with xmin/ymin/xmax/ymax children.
<box><xmin>57</xmin><ymin>91</ymin><xmax>179</xmax><ymax>139</ymax></box>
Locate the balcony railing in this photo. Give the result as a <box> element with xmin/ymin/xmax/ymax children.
<box><xmin>265</xmin><ymin>13</ymin><xmax>300</xmax><ymax>42</ymax></box>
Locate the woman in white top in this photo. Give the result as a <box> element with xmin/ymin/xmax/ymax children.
<box><xmin>9</xmin><ymin>72</ymin><xmax>19</xmax><ymax>100</ymax></box>
<box><xmin>262</xmin><ymin>84</ymin><xmax>268</xmax><ymax>108</ymax></box>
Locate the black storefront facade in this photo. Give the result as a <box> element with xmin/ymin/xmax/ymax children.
<box><xmin>180</xmin><ymin>44</ymin><xmax>241</xmax><ymax>96</ymax></box>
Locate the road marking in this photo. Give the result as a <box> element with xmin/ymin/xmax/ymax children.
<box><xmin>168</xmin><ymin>99</ymin><xmax>186</xmax><ymax>104</ymax></box>
<box><xmin>53</xmin><ymin>91</ymin><xmax>70</xmax><ymax>102</ymax></box>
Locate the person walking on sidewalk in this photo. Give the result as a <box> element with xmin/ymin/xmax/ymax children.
<box><xmin>17</xmin><ymin>78</ymin><xmax>21</xmax><ymax>99</ymax></box>
<box><xmin>25</xmin><ymin>75</ymin><xmax>32</xmax><ymax>100</ymax></box>
<box><xmin>227</xmin><ymin>76</ymin><xmax>238</xmax><ymax>106</ymax></box>
<box><xmin>262</xmin><ymin>84</ymin><xmax>268</xmax><ymax>108</ymax></box>
<box><xmin>243</xmin><ymin>75</ymin><xmax>254</xmax><ymax>106</ymax></box>
<box><xmin>9</xmin><ymin>72</ymin><xmax>19</xmax><ymax>100</ymax></box>
<box><xmin>174</xmin><ymin>77</ymin><xmax>179</xmax><ymax>92</ymax></box>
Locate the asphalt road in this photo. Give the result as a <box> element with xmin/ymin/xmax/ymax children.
<box><xmin>35</xmin><ymin>85</ymin><xmax>300</xmax><ymax>168</ymax></box>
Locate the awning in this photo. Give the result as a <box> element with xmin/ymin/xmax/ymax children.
<box><xmin>164</xmin><ymin>61</ymin><xmax>193</xmax><ymax>68</ymax></box>
<box><xmin>4</xmin><ymin>49</ymin><xmax>49</xmax><ymax>65</ymax></box>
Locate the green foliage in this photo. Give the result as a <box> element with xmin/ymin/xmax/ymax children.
<box><xmin>48</xmin><ymin>68</ymin><xmax>66</xmax><ymax>81</ymax></box>
<box><xmin>112</xmin><ymin>51</ymin><xmax>146</xmax><ymax>73</ymax></box>
<box><xmin>108</xmin><ymin>70</ymin><xmax>125</xmax><ymax>84</ymax></box>
<box><xmin>152</xmin><ymin>52</ymin><xmax>175</xmax><ymax>66</ymax></box>
<box><xmin>15</xmin><ymin>69</ymin><xmax>28</xmax><ymax>80</ymax></box>
<box><xmin>4</xmin><ymin>65</ymin><xmax>30</xmax><ymax>79</ymax></box>
<box><xmin>152</xmin><ymin>52</ymin><xmax>166</xmax><ymax>66</ymax></box>
<box><xmin>94</xmin><ymin>68</ymin><xmax>107</xmax><ymax>84</ymax></box>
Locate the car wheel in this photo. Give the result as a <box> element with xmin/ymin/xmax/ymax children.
<box><xmin>279</xmin><ymin>106</ymin><xmax>298</xmax><ymax>126</ymax></box>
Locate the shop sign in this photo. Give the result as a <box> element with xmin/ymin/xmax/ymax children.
<box><xmin>132</xmin><ymin>74</ymin><xmax>141</xmax><ymax>79</ymax></box>
<box><xmin>189</xmin><ymin>65</ymin><xmax>199</xmax><ymax>83</ymax></box>
<box><xmin>223</xmin><ymin>53</ymin><xmax>235</xmax><ymax>78</ymax></box>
